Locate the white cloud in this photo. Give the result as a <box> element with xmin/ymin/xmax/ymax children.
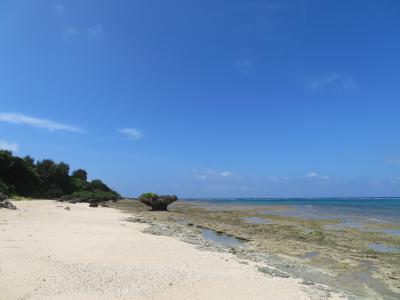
<box><xmin>118</xmin><ymin>128</ymin><xmax>142</xmax><ymax>140</ymax></box>
<box><xmin>88</xmin><ymin>25</ymin><xmax>103</xmax><ymax>40</ymax></box>
<box><xmin>308</xmin><ymin>73</ymin><xmax>358</xmax><ymax>92</ymax></box>
<box><xmin>306</xmin><ymin>172</ymin><xmax>318</xmax><ymax>178</ymax></box>
<box><xmin>193</xmin><ymin>172</ymin><xmax>207</xmax><ymax>180</ymax></box>
<box><xmin>234</xmin><ymin>58</ymin><xmax>255</xmax><ymax>75</ymax></box>
<box><xmin>54</xmin><ymin>3</ymin><xmax>64</xmax><ymax>13</ymax></box>
<box><xmin>193</xmin><ymin>169</ymin><xmax>234</xmax><ymax>180</ymax></box>
<box><xmin>0</xmin><ymin>140</ymin><xmax>18</xmax><ymax>152</ymax></box>
<box><xmin>306</xmin><ymin>172</ymin><xmax>329</xmax><ymax>180</ymax></box>
<box><xmin>220</xmin><ymin>171</ymin><xmax>232</xmax><ymax>177</ymax></box>
<box><xmin>0</xmin><ymin>113</ymin><xmax>82</xmax><ymax>132</ymax></box>
<box><xmin>64</xmin><ymin>27</ymin><xmax>79</xmax><ymax>39</ymax></box>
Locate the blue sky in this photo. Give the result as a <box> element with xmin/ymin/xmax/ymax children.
<box><xmin>1</xmin><ymin>0</ymin><xmax>400</xmax><ymax>197</ymax></box>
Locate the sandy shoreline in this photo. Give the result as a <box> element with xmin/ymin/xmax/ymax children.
<box><xmin>0</xmin><ymin>200</ymin><xmax>338</xmax><ymax>300</ymax></box>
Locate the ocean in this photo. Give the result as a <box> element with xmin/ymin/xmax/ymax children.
<box><xmin>184</xmin><ymin>197</ymin><xmax>400</xmax><ymax>229</ymax></box>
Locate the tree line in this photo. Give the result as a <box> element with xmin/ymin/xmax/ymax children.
<box><xmin>0</xmin><ymin>150</ymin><xmax>120</xmax><ymax>201</ymax></box>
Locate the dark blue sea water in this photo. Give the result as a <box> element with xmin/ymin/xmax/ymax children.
<box><xmin>184</xmin><ymin>198</ymin><xmax>400</xmax><ymax>226</ymax></box>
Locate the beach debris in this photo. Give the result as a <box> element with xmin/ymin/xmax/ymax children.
<box><xmin>0</xmin><ymin>193</ymin><xmax>17</xmax><ymax>210</ymax></box>
<box><xmin>138</xmin><ymin>193</ymin><xmax>178</xmax><ymax>211</ymax></box>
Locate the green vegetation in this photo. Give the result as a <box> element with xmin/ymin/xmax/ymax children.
<box><xmin>138</xmin><ymin>193</ymin><xmax>158</xmax><ymax>201</ymax></box>
<box><xmin>0</xmin><ymin>150</ymin><xmax>120</xmax><ymax>201</ymax></box>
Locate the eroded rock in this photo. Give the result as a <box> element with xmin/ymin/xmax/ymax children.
<box><xmin>0</xmin><ymin>200</ymin><xmax>17</xmax><ymax>210</ymax></box>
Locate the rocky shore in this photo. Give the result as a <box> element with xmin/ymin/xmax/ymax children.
<box><xmin>110</xmin><ymin>200</ymin><xmax>400</xmax><ymax>299</ymax></box>
<box><xmin>0</xmin><ymin>200</ymin><xmax>326</xmax><ymax>300</ymax></box>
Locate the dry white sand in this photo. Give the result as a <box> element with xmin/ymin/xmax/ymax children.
<box><xmin>0</xmin><ymin>200</ymin><xmax>338</xmax><ymax>300</ymax></box>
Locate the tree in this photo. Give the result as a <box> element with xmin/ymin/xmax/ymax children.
<box><xmin>54</xmin><ymin>162</ymin><xmax>72</xmax><ymax>194</ymax></box>
<box><xmin>5</xmin><ymin>157</ymin><xmax>40</xmax><ymax>196</ymax></box>
<box><xmin>88</xmin><ymin>179</ymin><xmax>111</xmax><ymax>192</ymax></box>
<box><xmin>0</xmin><ymin>150</ymin><xmax>13</xmax><ymax>178</ymax></box>
<box><xmin>72</xmin><ymin>169</ymin><xmax>87</xmax><ymax>181</ymax></box>
<box><xmin>0</xmin><ymin>152</ymin><xmax>121</xmax><ymax>200</ymax></box>
<box><xmin>36</xmin><ymin>159</ymin><xmax>57</xmax><ymax>185</ymax></box>
<box><xmin>0</xmin><ymin>179</ymin><xmax>10</xmax><ymax>195</ymax></box>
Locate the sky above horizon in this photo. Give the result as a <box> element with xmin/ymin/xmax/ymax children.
<box><xmin>1</xmin><ymin>0</ymin><xmax>400</xmax><ymax>197</ymax></box>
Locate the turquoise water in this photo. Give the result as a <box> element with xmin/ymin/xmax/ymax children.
<box><xmin>184</xmin><ymin>197</ymin><xmax>400</xmax><ymax>225</ymax></box>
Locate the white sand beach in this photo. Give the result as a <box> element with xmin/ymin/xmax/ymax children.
<box><xmin>0</xmin><ymin>201</ymin><xmax>337</xmax><ymax>300</ymax></box>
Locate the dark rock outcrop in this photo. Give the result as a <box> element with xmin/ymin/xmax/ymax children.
<box><xmin>0</xmin><ymin>193</ymin><xmax>17</xmax><ymax>210</ymax></box>
<box><xmin>139</xmin><ymin>195</ymin><xmax>178</xmax><ymax>211</ymax></box>
<box><xmin>89</xmin><ymin>202</ymin><xmax>98</xmax><ymax>208</ymax></box>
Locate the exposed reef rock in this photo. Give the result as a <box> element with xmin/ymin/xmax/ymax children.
<box><xmin>139</xmin><ymin>194</ymin><xmax>178</xmax><ymax>211</ymax></box>
<box><xmin>0</xmin><ymin>193</ymin><xmax>17</xmax><ymax>210</ymax></box>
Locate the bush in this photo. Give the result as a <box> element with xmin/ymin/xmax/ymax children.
<box><xmin>0</xmin><ymin>179</ymin><xmax>9</xmax><ymax>195</ymax></box>
<box><xmin>70</xmin><ymin>190</ymin><xmax>120</xmax><ymax>202</ymax></box>
<box><xmin>138</xmin><ymin>193</ymin><xmax>158</xmax><ymax>201</ymax></box>
<box><xmin>138</xmin><ymin>193</ymin><xmax>177</xmax><ymax>211</ymax></box>
<box><xmin>72</xmin><ymin>169</ymin><xmax>87</xmax><ymax>181</ymax></box>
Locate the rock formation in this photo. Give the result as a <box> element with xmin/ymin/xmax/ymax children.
<box><xmin>0</xmin><ymin>193</ymin><xmax>17</xmax><ymax>210</ymax></box>
<box><xmin>139</xmin><ymin>195</ymin><xmax>178</xmax><ymax>211</ymax></box>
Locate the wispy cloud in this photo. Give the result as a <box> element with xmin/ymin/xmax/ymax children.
<box><xmin>0</xmin><ymin>113</ymin><xmax>82</xmax><ymax>132</ymax></box>
<box><xmin>307</xmin><ymin>73</ymin><xmax>358</xmax><ymax>92</ymax></box>
<box><xmin>193</xmin><ymin>169</ymin><xmax>234</xmax><ymax>180</ymax></box>
<box><xmin>64</xmin><ymin>27</ymin><xmax>79</xmax><ymax>40</ymax></box>
<box><xmin>118</xmin><ymin>128</ymin><xmax>142</xmax><ymax>140</ymax></box>
<box><xmin>306</xmin><ymin>172</ymin><xmax>329</xmax><ymax>180</ymax></box>
<box><xmin>306</xmin><ymin>172</ymin><xmax>318</xmax><ymax>178</ymax></box>
<box><xmin>54</xmin><ymin>3</ymin><xmax>64</xmax><ymax>13</ymax></box>
<box><xmin>385</xmin><ymin>159</ymin><xmax>400</xmax><ymax>166</ymax></box>
<box><xmin>88</xmin><ymin>25</ymin><xmax>104</xmax><ymax>40</ymax></box>
<box><xmin>0</xmin><ymin>140</ymin><xmax>18</xmax><ymax>152</ymax></box>
<box><xmin>63</xmin><ymin>25</ymin><xmax>104</xmax><ymax>42</ymax></box>
<box><xmin>220</xmin><ymin>171</ymin><xmax>232</xmax><ymax>177</ymax></box>
<box><xmin>234</xmin><ymin>58</ymin><xmax>255</xmax><ymax>75</ymax></box>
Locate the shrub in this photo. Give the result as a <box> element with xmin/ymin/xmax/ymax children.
<box><xmin>0</xmin><ymin>179</ymin><xmax>9</xmax><ymax>195</ymax></box>
<box><xmin>72</xmin><ymin>169</ymin><xmax>88</xmax><ymax>181</ymax></box>
<box><xmin>88</xmin><ymin>179</ymin><xmax>111</xmax><ymax>192</ymax></box>
<box><xmin>138</xmin><ymin>193</ymin><xmax>158</xmax><ymax>200</ymax></box>
<box><xmin>70</xmin><ymin>190</ymin><xmax>120</xmax><ymax>202</ymax></box>
<box><xmin>138</xmin><ymin>193</ymin><xmax>177</xmax><ymax>211</ymax></box>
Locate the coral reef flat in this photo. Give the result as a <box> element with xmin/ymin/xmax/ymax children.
<box><xmin>0</xmin><ymin>200</ymin><xmax>337</xmax><ymax>300</ymax></box>
<box><xmin>111</xmin><ymin>200</ymin><xmax>400</xmax><ymax>300</ymax></box>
